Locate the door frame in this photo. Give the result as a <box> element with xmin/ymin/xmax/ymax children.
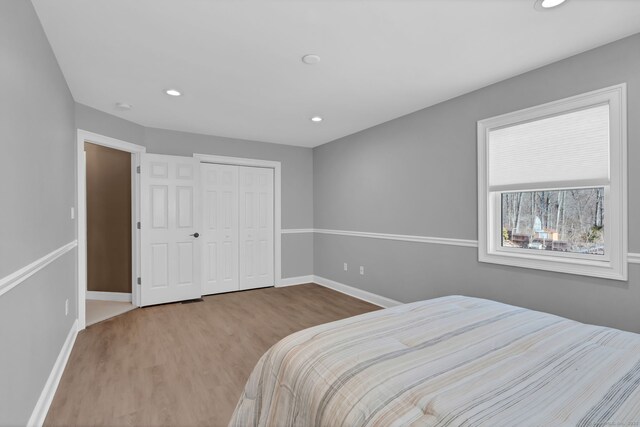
<box><xmin>76</xmin><ymin>129</ymin><xmax>146</xmax><ymax>330</ymax></box>
<box><xmin>193</xmin><ymin>154</ymin><xmax>282</xmax><ymax>287</ymax></box>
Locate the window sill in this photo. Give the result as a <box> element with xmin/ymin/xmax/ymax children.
<box><xmin>479</xmin><ymin>250</ymin><xmax>627</xmax><ymax>281</ymax></box>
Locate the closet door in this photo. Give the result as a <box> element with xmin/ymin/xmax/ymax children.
<box><xmin>239</xmin><ymin>166</ymin><xmax>274</xmax><ymax>290</ymax></box>
<box><xmin>201</xmin><ymin>163</ymin><xmax>239</xmax><ymax>295</ymax></box>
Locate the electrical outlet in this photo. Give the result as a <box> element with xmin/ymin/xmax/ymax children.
<box><xmin>65</xmin><ymin>299</ymin><xmax>69</xmax><ymax>316</ymax></box>
<box><xmin>360</xmin><ymin>266</ymin><xmax>364</xmax><ymax>275</ymax></box>
<box><xmin>70</xmin><ymin>207</ymin><xmax>75</xmax><ymax>220</ymax></box>
<box><xmin>344</xmin><ymin>263</ymin><xmax>348</xmax><ymax>271</ymax></box>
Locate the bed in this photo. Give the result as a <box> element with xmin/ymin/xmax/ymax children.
<box><xmin>229</xmin><ymin>295</ymin><xmax>640</xmax><ymax>426</ymax></box>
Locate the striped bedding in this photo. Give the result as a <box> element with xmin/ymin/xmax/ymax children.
<box><xmin>229</xmin><ymin>295</ymin><xmax>640</xmax><ymax>427</ymax></box>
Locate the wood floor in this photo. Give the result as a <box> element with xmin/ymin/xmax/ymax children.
<box><xmin>45</xmin><ymin>284</ymin><xmax>380</xmax><ymax>427</ymax></box>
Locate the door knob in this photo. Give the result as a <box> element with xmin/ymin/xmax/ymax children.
<box><xmin>190</xmin><ymin>232</ymin><xmax>200</xmax><ymax>238</ymax></box>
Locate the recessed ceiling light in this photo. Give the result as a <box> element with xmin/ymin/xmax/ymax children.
<box><xmin>115</xmin><ymin>102</ymin><xmax>132</xmax><ymax>111</ymax></box>
<box><xmin>534</xmin><ymin>0</ymin><xmax>567</xmax><ymax>10</ymax></box>
<box><xmin>302</xmin><ymin>54</ymin><xmax>321</xmax><ymax>65</ymax></box>
<box><xmin>165</xmin><ymin>89</ymin><xmax>182</xmax><ymax>96</ymax></box>
<box><xmin>310</xmin><ymin>116</ymin><xmax>323</xmax><ymax>122</ymax></box>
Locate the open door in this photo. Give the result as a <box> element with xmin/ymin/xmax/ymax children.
<box><xmin>140</xmin><ymin>153</ymin><xmax>201</xmax><ymax>306</ymax></box>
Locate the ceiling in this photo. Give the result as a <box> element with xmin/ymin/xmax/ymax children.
<box><xmin>32</xmin><ymin>0</ymin><xmax>640</xmax><ymax>148</ymax></box>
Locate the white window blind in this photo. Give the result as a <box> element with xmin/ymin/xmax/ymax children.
<box><xmin>488</xmin><ymin>104</ymin><xmax>610</xmax><ymax>191</ymax></box>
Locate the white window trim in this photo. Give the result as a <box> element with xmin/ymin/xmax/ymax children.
<box><xmin>477</xmin><ymin>84</ymin><xmax>627</xmax><ymax>281</ymax></box>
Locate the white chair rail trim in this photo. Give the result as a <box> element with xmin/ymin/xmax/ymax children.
<box><xmin>281</xmin><ymin>228</ymin><xmax>478</xmax><ymax>248</ymax></box>
<box><xmin>314</xmin><ymin>228</ymin><xmax>479</xmax><ymax>247</ymax></box>
<box><xmin>0</xmin><ymin>240</ymin><xmax>78</xmax><ymax>297</ymax></box>
<box><xmin>281</xmin><ymin>229</ymin><xmax>640</xmax><ymax>264</ymax></box>
<box><xmin>281</xmin><ymin>228</ymin><xmax>315</xmax><ymax>234</ymax></box>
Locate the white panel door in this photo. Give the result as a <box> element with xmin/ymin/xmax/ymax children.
<box><xmin>140</xmin><ymin>154</ymin><xmax>201</xmax><ymax>306</ymax></box>
<box><xmin>201</xmin><ymin>163</ymin><xmax>239</xmax><ymax>295</ymax></box>
<box><xmin>239</xmin><ymin>166</ymin><xmax>274</xmax><ymax>290</ymax></box>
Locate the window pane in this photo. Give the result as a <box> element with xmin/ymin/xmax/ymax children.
<box><xmin>501</xmin><ymin>188</ymin><xmax>605</xmax><ymax>255</ymax></box>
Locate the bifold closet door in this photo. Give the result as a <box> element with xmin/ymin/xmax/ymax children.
<box><xmin>239</xmin><ymin>166</ymin><xmax>274</xmax><ymax>290</ymax></box>
<box><xmin>201</xmin><ymin>163</ymin><xmax>239</xmax><ymax>295</ymax></box>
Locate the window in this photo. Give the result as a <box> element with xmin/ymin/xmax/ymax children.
<box><xmin>477</xmin><ymin>84</ymin><xmax>627</xmax><ymax>280</ymax></box>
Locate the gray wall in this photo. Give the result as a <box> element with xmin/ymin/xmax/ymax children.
<box><xmin>75</xmin><ymin>103</ymin><xmax>146</xmax><ymax>147</ymax></box>
<box><xmin>0</xmin><ymin>253</ymin><xmax>76</xmax><ymax>426</ymax></box>
<box><xmin>0</xmin><ymin>1</ymin><xmax>77</xmax><ymax>424</ymax></box>
<box><xmin>314</xmin><ymin>33</ymin><xmax>640</xmax><ymax>333</ymax></box>
<box><xmin>281</xmin><ymin>233</ymin><xmax>313</xmax><ymax>278</ymax></box>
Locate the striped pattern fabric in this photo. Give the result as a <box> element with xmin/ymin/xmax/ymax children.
<box><xmin>229</xmin><ymin>296</ymin><xmax>640</xmax><ymax>427</ymax></box>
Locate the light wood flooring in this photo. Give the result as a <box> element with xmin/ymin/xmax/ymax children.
<box><xmin>45</xmin><ymin>284</ymin><xmax>380</xmax><ymax>427</ymax></box>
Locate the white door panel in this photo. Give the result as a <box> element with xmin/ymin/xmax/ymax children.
<box><xmin>239</xmin><ymin>166</ymin><xmax>274</xmax><ymax>289</ymax></box>
<box><xmin>141</xmin><ymin>154</ymin><xmax>201</xmax><ymax>306</ymax></box>
<box><xmin>201</xmin><ymin>163</ymin><xmax>239</xmax><ymax>295</ymax></box>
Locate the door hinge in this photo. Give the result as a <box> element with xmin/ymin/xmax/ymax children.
<box><xmin>137</xmin><ymin>277</ymin><xmax>142</xmax><ymax>285</ymax></box>
<box><xmin>136</xmin><ymin>165</ymin><xmax>141</xmax><ymax>174</ymax></box>
<box><xmin>137</xmin><ymin>221</ymin><xmax>141</xmax><ymax>229</ymax></box>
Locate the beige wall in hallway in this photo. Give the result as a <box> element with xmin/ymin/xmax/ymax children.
<box><xmin>85</xmin><ymin>142</ymin><xmax>132</xmax><ymax>293</ymax></box>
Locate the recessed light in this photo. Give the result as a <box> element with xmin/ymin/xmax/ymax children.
<box><xmin>302</xmin><ymin>54</ymin><xmax>321</xmax><ymax>65</ymax></box>
<box><xmin>115</xmin><ymin>102</ymin><xmax>132</xmax><ymax>111</ymax></box>
<box><xmin>165</xmin><ymin>89</ymin><xmax>182</xmax><ymax>96</ymax></box>
<box><xmin>310</xmin><ymin>116</ymin><xmax>323</xmax><ymax>123</ymax></box>
<box><xmin>534</xmin><ymin>0</ymin><xmax>567</xmax><ymax>10</ymax></box>
<box><xmin>541</xmin><ymin>0</ymin><xmax>566</xmax><ymax>7</ymax></box>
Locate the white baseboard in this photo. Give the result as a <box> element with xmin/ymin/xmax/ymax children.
<box><xmin>86</xmin><ymin>291</ymin><xmax>132</xmax><ymax>302</ymax></box>
<box><xmin>275</xmin><ymin>275</ymin><xmax>315</xmax><ymax>287</ymax></box>
<box><xmin>312</xmin><ymin>275</ymin><xmax>402</xmax><ymax>308</ymax></box>
<box><xmin>276</xmin><ymin>275</ymin><xmax>402</xmax><ymax>308</ymax></box>
<box><xmin>27</xmin><ymin>319</ymin><xmax>78</xmax><ymax>427</ymax></box>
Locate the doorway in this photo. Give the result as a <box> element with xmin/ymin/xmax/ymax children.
<box><xmin>77</xmin><ymin>130</ymin><xmax>145</xmax><ymax>330</ymax></box>
<box><xmin>84</xmin><ymin>142</ymin><xmax>136</xmax><ymax>325</ymax></box>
